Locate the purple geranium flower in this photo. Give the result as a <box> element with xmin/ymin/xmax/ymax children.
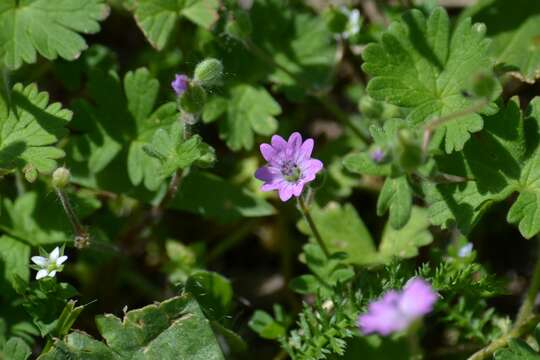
<box><xmin>358</xmin><ymin>277</ymin><xmax>437</xmax><ymax>336</ymax></box>
<box><xmin>371</xmin><ymin>147</ymin><xmax>385</xmax><ymax>163</ymax></box>
<box><xmin>255</xmin><ymin>132</ymin><xmax>323</xmax><ymax>202</ymax></box>
<box><xmin>171</xmin><ymin>74</ymin><xmax>190</xmax><ymax>95</ymax></box>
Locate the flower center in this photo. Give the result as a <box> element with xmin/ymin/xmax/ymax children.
<box><xmin>281</xmin><ymin>161</ymin><xmax>301</xmax><ymax>182</ymax></box>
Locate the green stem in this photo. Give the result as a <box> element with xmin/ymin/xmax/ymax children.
<box><xmin>244</xmin><ymin>39</ymin><xmax>369</xmax><ymax>143</ymax></box>
<box><xmin>422</xmin><ymin>100</ymin><xmax>488</xmax><ymax>152</ymax></box>
<box><xmin>151</xmin><ymin>111</ymin><xmax>193</xmax><ymax>220</ymax></box>
<box><xmin>467</xmin><ymin>239</ymin><xmax>540</xmax><ymax>360</ymax></box>
<box><xmin>467</xmin><ymin>315</ymin><xmax>540</xmax><ymax>360</ymax></box>
<box><xmin>515</xmin><ymin>243</ymin><xmax>540</xmax><ymax>328</ymax></box>
<box><xmin>407</xmin><ymin>331</ymin><xmax>423</xmax><ymax>360</ymax></box>
<box><xmin>297</xmin><ymin>196</ymin><xmax>330</xmax><ymax>258</ymax></box>
<box><xmin>55</xmin><ymin>188</ymin><xmax>90</xmax><ymax>248</ymax></box>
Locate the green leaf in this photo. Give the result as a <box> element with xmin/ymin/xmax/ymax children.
<box><xmin>40</xmin><ymin>294</ymin><xmax>225</xmax><ymax>360</ymax></box>
<box><xmin>0</xmin><ymin>188</ymin><xmax>101</xmax><ymax>247</ymax></box>
<box><xmin>363</xmin><ymin>7</ymin><xmax>498</xmax><ymax>153</ymax></box>
<box><xmin>377</xmin><ymin>176</ymin><xmax>412</xmax><ymax>229</ymax></box>
<box><xmin>294</xmin><ymin>243</ymin><xmax>355</xmax><ymax>296</ymax></box>
<box><xmin>1</xmin><ymin>337</ymin><xmax>31</xmax><ymax>360</ymax></box>
<box><xmin>0</xmin><ymin>83</ymin><xmax>71</xmax><ymax>174</ymax></box>
<box><xmin>251</xmin><ymin>1</ymin><xmax>338</xmax><ymax>99</ymax></box>
<box><xmin>69</xmin><ymin>67</ymin><xmax>178</xmax><ymax>191</ymax></box>
<box><xmin>378</xmin><ymin>207</ymin><xmax>433</xmax><ymax>262</ymax></box>
<box><xmin>425</xmin><ymin>97</ymin><xmax>540</xmax><ymax>238</ymax></box>
<box><xmin>494</xmin><ymin>339</ymin><xmax>540</xmax><ymax>360</ymax></box>
<box><xmin>171</xmin><ymin>170</ymin><xmax>275</xmax><ymax>222</ymax></box>
<box><xmin>218</xmin><ymin>84</ymin><xmax>281</xmax><ymax>151</ymax></box>
<box><xmin>185</xmin><ymin>271</ymin><xmax>233</xmax><ymax>322</ymax></box>
<box><xmin>297</xmin><ymin>202</ymin><xmax>377</xmax><ymax>265</ymax></box>
<box><xmin>462</xmin><ymin>0</ymin><xmax>540</xmax><ymax>83</ymax></box>
<box><xmin>248</xmin><ymin>310</ymin><xmax>286</xmax><ymax>340</ymax></box>
<box><xmin>22</xmin><ymin>281</ymin><xmax>78</xmax><ymax>337</ymax></box>
<box><xmin>340</xmin><ymin>336</ymin><xmax>410</xmax><ymax>360</ymax></box>
<box><xmin>0</xmin><ymin>0</ymin><xmax>109</xmax><ymax>69</ymax></box>
<box><xmin>143</xmin><ymin>122</ymin><xmax>215</xmax><ymax>180</ymax></box>
<box><xmin>0</xmin><ymin>236</ymin><xmax>30</xmax><ymax>293</ymax></box>
<box><xmin>134</xmin><ymin>0</ymin><xmax>219</xmax><ymax>50</ymax></box>
<box><xmin>343</xmin><ymin>152</ymin><xmax>391</xmax><ymax>176</ymax></box>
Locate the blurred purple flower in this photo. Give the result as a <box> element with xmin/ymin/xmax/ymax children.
<box><xmin>371</xmin><ymin>147</ymin><xmax>385</xmax><ymax>163</ymax></box>
<box><xmin>171</xmin><ymin>74</ymin><xmax>189</xmax><ymax>95</ymax></box>
<box><xmin>358</xmin><ymin>277</ymin><xmax>437</xmax><ymax>336</ymax></box>
<box><xmin>255</xmin><ymin>132</ymin><xmax>323</xmax><ymax>202</ymax></box>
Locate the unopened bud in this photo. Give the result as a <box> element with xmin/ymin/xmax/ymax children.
<box><xmin>193</xmin><ymin>58</ymin><xmax>223</xmax><ymax>88</ymax></box>
<box><xmin>52</xmin><ymin>167</ymin><xmax>70</xmax><ymax>188</ymax></box>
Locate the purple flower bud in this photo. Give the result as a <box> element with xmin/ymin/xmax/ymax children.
<box><xmin>358</xmin><ymin>277</ymin><xmax>437</xmax><ymax>336</ymax></box>
<box><xmin>255</xmin><ymin>132</ymin><xmax>324</xmax><ymax>202</ymax></box>
<box><xmin>171</xmin><ymin>74</ymin><xmax>190</xmax><ymax>96</ymax></box>
<box><xmin>371</xmin><ymin>147</ymin><xmax>385</xmax><ymax>163</ymax></box>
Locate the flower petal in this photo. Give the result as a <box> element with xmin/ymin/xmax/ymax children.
<box><xmin>292</xmin><ymin>182</ymin><xmax>304</xmax><ymax>197</ymax></box>
<box><xmin>31</xmin><ymin>256</ymin><xmax>48</xmax><ymax>267</ymax></box>
<box><xmin>255</xmin><ymin>166</ymin><xmax>279</xmax><ymax>183</ymax></box>
<box><xmin>298</xmin><ymin>138</ymin><xmax>314</xmax><ymax>161</ymax></box>
<box><xmin>287</xmin><ymin>132</ymin><xmax>302</xmax><ymax>149</ymax></box>
<box><xmin>357</xmin><ymin>291</ymin><xmax>407</xmax><ymax>335</ymax></box>
<box><xmin>261</xmin><ymin>183</ymin><xmax>280</xmax><ymax>192</ymax></box>
<box><xmin>48</xmin><ymin>270</ymin><xmax>57</xmax><ymax>278</ymax></box>
<box><xmin>278</xmin><ymin>185</ymin><xmax>294</xmax><ymax>202</ymax></box>
<box><xmin>50</xmin><ymin>247</ymin><xmax>60</xmax><ymax>261</ymax></box>
<box><xmin>399</xmin><ymin>278</ymin><xmax>437</xmax><ymax>318</ymax></box>
<box><xmin>36</xmin><ymin>269</ymin><xmax>48</xmax><ymax>280</ymax></box>
<box><xmin>56</xmin><ymin>255</ymin><xmax>68</xmax><ymax>266</ymax></box>
<box><xmin>271</xmin><ymin>135</ymin><xmax>287</xmax><ymax>150</ymax></box>
<box><xmin>300</xmin><ymin>159</ymin><xmax>323</xmax><ymax>181</ymax></box>
<box><xmin>260</xmin><ymin>143</ymin><xmax>276</xmax><ymax>162</ymax></box>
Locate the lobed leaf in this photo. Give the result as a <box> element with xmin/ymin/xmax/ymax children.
<box><xmin>0</xmin><ymin>83</ymin><xmax>71</xmax><ymax>174</ymax></box>
<box><xmin>215</xmin><ymin>84</ymin><xmax>281</xmax><ymax>151</ymax></box>
<box><xmin>134</xmin><ymin>0</ymin><xmax>219</xmax><ymax>50</ymax></box>
<box><xmin>462</xmin><ymin>0</ymin><xmax>540</xmax><ymax>83</ymax></box>
<box><xmin>425</xmin><ymin>97</ymin><xmax>540</xmax><ymax>238</ymax></box>
<box><xmin>363</xmin><ymin>7</ymin><xmax>497</xmax><ymax>153</ymax></box>
<box><xmin>40</xmin><ymin>294</ymin><xmax>225</xmax><ymax>360</ymax></box>
<box><xmin>0</xmin><ymin>0</ymin><xmax>109</xmax><ymax>69</ymax></box>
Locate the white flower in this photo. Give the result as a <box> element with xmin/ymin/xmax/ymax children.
<box><xmin>31</xmin><ymin>247</ymin><xmax>68</xmax><ymax>280</ymax></box>
<box><xmin>343</xmin><ymin>8</ymin><xmax>361</xmax><ymax>39</ymax></box>
<box><xmin>458</xmin><ymin>243</ymin><xmax>474</xmax><ymax>258</ymax></box>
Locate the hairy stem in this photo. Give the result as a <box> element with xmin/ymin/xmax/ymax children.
<box><xmin>55</xmin><ymin>188</ymin><xmax>90</xmax><ymax>248</ymax></box>
<box><xmin>421</xmin><ymin>99</ymin><xmax>488</xmax><ymax>153</ymax></box>
<box><xmin>468</xmin><ymin>239</ymin><xmax>540</xmax><ymax>360</ymax></box>
<box><xmin>467</xmin><ymin>314</ymin><xmax>540</xmax><ymax>360</ymax></box>
<box><xmin>244</xmin><ymin>39</ymin><xmax>369</xmax><ymax>142</ymax></box>
<box><xmin>120</xmin><ymin>112</ymin><xmax>194</xmax><ymax>248</ymax></box>
<box><xmin>297</xmin><ymin>196</ymin><xmax>330</xmax><ymax>258</ymax></box>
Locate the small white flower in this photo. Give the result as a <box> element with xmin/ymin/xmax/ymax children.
<box><xmin>458</xmin><ymin>243</ymin><xmax>474</xmax><ymax>258</ymax></box>
<box><xmin>343</xmin><ymin>8</ymin><xmax>361</xmax><ymax>39</ymax></box>
<box><xmin>31</xmin><ymin>247</ymin><xmax>68</xmax><ymax>280</ymax></box>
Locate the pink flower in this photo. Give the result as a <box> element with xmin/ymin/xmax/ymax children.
<box><xmin>255</xmin><ymin>132</ymin><xmax>323</xmax><ymax>202</ymax></box>
<box><xmin>358</xmin><ymin>277</ymin><xmax>437</xmax><ymax>336</ymax></box>
<box><xmin>171</xmin><ymin>74</ymin><xmax>189</xmax><ymax>95</ymax></box>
